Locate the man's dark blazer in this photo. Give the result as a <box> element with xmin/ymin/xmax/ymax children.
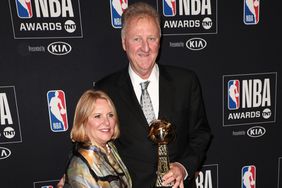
<box><xmin>95</xmin><ymin>64</ymin><xmax>211</xmax><ymax>188</ymax></box>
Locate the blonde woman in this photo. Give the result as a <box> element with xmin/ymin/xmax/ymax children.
<box><xmin>64</xmin><ymin>90</ymin><xmax>131</xmax><ymax>188</ymax></box>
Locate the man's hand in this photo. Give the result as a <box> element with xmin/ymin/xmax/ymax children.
<box><xmin>57</xmin><ymin>175</ymin><xmax>65</xmax><ymax>188</ymax></box>
<box><xmin>162</xmin><ymin>162</ymin><xmax>186</xmax><ymax>188</ymax></box>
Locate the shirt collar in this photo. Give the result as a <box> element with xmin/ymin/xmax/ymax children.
<box><xmin>128</xmin><ymin>63</ymin><xmax>159</xmax><ymax>85</ymax></box>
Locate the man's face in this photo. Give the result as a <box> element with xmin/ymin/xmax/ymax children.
<box><xmin>122</xmin><ymin>16</ymin><xmax>160</xmax><ymax>79</ymax></box>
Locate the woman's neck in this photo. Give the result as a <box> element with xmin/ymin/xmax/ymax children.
<box><xmin>90</xmin><ymin>141</ymin><xmax>109</xmax><ymax>154</ymax></box>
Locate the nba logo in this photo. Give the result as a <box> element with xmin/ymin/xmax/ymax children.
<box><xmin>163</xmin><ymin>0</ymin><xmax>177</xmax><ymax>16</ymax></box>
<box><xmin>47</xmin><ymin>90</ymin><xmax>68</xmax><ymax>132</ymax></box>
<box><xmin>110</xmin><ymin>0</ymin><xmax>128</xmax><ymax>28</ymax></box>
<box><xmin>242</xmin><ymin>165</ymin><xmax>256</xmax><ymax>188</ymax></box>
<box><xmin>228</xmin><ymin>80</ymin><xmax>240</xmax><ymax>110</ymax></box>
<box><xmin>244</xmin><ymin>0</ymin><xmax>260</xmax><ymax>25</ymax></box>
<box><xmin>41</xmin><ymin>186</ymin><xmax>53</xmax><ymax>188</ymax></box>
<box><xmin>15</xmin><ymin>0</ymin><xmax>33</xmax><ymax>18</ymax></box>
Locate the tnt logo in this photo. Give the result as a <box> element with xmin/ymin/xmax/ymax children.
<box><xmin>242</xmin><ymin>165</ymin><xmax>256</xmax><ymax>188</ymax></box>
<box><xmin>110</xmin><ymin>0</ymin><xmax>128</xmax><ymax>28</ymax></box>
<box><xmin>3</xmin><ymin>127</ymin><xmax>16</xmax><ymax>139</ymax></box>
<box><xmin>202</xmin><ymin>17</ymin><xmax>212</xmax><ymax>30</ymax></box>
<box><xmin>15</xmin><ymin>0</ymin><xmax>33</xmax><ymax>18</ymax></box>
<box><xmin>64</xmin><ymin>20</ymin><xmax>76</xmax><ymax>33</ymax></box>
<box><xmin>47</xmin><ymin>90</ymin><xmax>68</xmax><ymax>132</ymax></box>
<box><xmin>228</xmin><ymin>80</ymin><xmax>240</xmax><ymax>110</ymax></box>
<box><xmin>163</xmin><ymin>0</ymin><xmax>177</xmax><ymax>16</ymax></box>
<box><xmin>244</xmin><ymin>0</ymin><xmax>260</xmax><ymax>25</ymax></box>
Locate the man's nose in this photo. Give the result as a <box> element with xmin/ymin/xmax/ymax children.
<box><xmin>141</xmin><ymin>39</ymin><xmax>149</xmax><ymax>52</ymax></box>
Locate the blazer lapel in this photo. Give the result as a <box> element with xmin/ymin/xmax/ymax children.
<box><xmin>117</xmin><ymin>69</ymin><xmax>148</xmax><ymax>126</ymax></box>
<box><xmin>158</xmin><ymin>65</ymin><xmax>175</xmax><ymax>121</ymax></box>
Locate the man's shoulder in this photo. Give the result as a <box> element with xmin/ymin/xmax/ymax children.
<box><xmin>159</xmin><ymin>64</ymin><xmax>197</xmax><ymax>79</ymax></box>
<box><xmin>95</xmin><ymin>68</ymin><xmax>126</xmax><ymax>86</ymax></box>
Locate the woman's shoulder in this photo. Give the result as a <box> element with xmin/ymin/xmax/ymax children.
<box><xmin>67</xmin><ymin>155</ymin><xmax>88</xmax><ymax>173</ymax></box>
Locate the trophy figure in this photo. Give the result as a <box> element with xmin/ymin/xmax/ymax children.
<box><xmin>148</xmin><ymin>119</ymin><xmax>175</xmax><ymax>188</ymax></box>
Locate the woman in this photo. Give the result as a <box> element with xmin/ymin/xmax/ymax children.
<box><xmin>64</xmin><ymin>89</ymin><xmax>132</xmax><ymax>188</ymax></box>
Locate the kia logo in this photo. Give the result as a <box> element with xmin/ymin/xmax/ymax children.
<box><xmin>47</xmin><ymin>41</ymin><xmax>72</xmax><ymax>55</ymax></box>
<box><xmin>0</xmin><ymin>147</ymin><xmax>11</xmax><ymax>160</ymax></box>
<box><xmin>247</xmin><ymin>126</ymin><xmax>266</xmax><ymax>138</ymax></box>
<box><xmin>186</xmin><ymin>38</ymin><xmax>207</xmax><ymax>50</ymax></box>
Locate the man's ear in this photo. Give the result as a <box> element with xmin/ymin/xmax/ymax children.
<box><xmin>121</xmin><ymin>37</ymin><xmax>126</xmax><ymax>51</ymax></box>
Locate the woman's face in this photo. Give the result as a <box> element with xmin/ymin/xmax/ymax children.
<box><xmin>85</xmin><ymin>98</ymin><xmax>116</xmax><ymax>146</ymax></box>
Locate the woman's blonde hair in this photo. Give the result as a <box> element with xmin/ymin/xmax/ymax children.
<box><xmin>70</xmin><ymin>89</ymin><xmax>120</xmax><ymax>145</ymax></box>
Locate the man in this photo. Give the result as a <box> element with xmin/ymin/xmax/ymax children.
<box><xmin>95</xmin><ymin>2</ymin><xmax>211</xmax><ymax>188</ymax></box>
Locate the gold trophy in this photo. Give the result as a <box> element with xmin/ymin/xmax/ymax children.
<box><xmin>148</xmin><ymin>119</ymin><xmax>175</xmax><ymax>188</ymax></box>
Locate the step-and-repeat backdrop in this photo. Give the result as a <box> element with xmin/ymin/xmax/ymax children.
<box><xmin>0</xmin><ymin>0</ymin><xmax>281</xmax><ymax>187</ymax></box>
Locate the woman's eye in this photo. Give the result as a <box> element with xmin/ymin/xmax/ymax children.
<box><xmin>94</xmin><ymin>114</ymin><xmax>101</xmax><ymax>118</ymax></box>
<box><xmin>108</xmin><ymin>113</ymin><xmax>114</xmax><ymax>118</ymax></box>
